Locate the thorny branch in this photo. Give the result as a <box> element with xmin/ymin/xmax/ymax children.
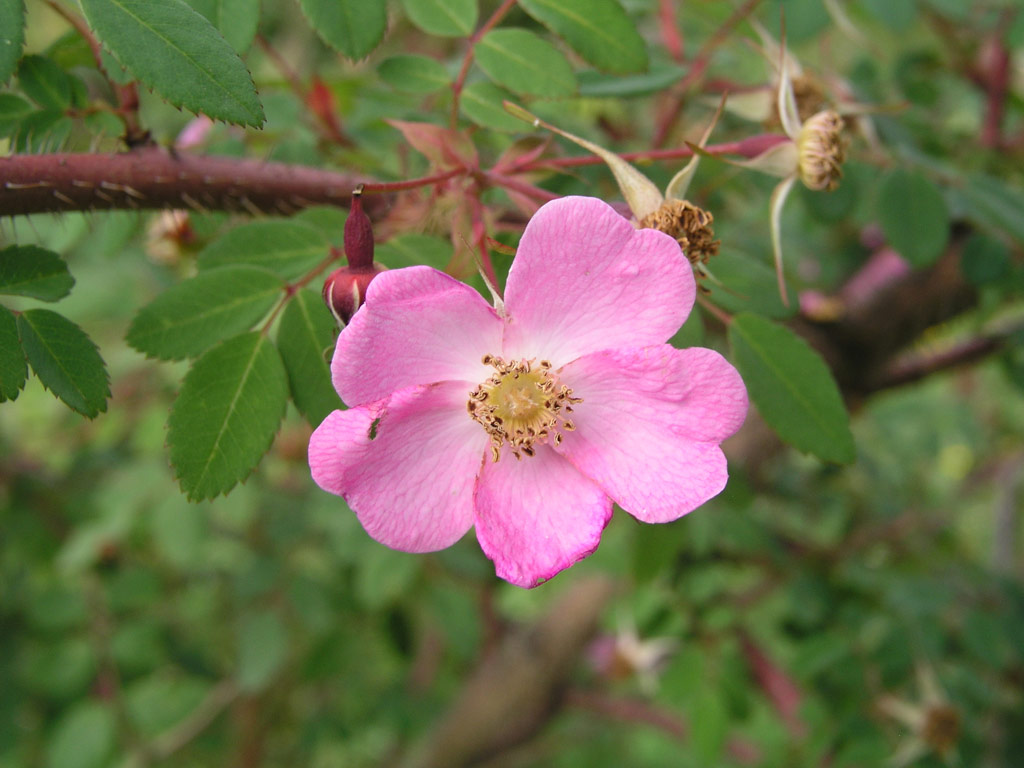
<box><xmin>0</xmin><ymin>148</ymin><xmax>389</xmax><ymax>218</ymax></box>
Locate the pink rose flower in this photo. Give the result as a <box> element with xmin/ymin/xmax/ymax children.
<box><xmin>308</xmin><ymin>196</ymin><xmax>747</xmax><ymax>587</ymax></box>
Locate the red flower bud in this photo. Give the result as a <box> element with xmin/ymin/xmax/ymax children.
<box><xmin>344</xmin><ymin>187</ymin><xmax>375</xmax><ymax>269</ymax></box>
<box><xmin>322</xmin><ymin>265</ymin><xmax>385</xmax><ymax>326</ymax></box>
<box><xmin>322</xmin><ymin>187</ymin><xmax>385</xmax><ymax>325</ymax></box>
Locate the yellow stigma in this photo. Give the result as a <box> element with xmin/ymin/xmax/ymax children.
<box><xmin>467</xmin><ymin>355</ymin><xmax>582</xmax><ymax>462</ymax></box>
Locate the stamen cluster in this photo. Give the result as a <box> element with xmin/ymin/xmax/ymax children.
<box><xmin>467</xmin><ymin>355</ymin><xmax>582</xmax><ymax>462</ymax></box>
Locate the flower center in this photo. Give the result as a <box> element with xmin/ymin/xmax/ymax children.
<box><xmin>468</xmin><ymin>355</ymin><xmax>582</xmax><ymax>461</ymax></box>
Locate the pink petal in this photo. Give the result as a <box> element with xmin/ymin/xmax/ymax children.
<box><xmin>309</xmin><ymin>381</ymin><xmax>488</xmax><ymax>552</ymax></box>
<box><xmin>333</xmin><ymin>266</ymin><xmax>503</xmax><ymax>406</ymax></box>
<box><xmin>502</xmin><ymin>196</ymin><xmax>695</xmax><ymax>367</ymax></box>
<box><xmin>474</xmin><ymin>446</ymin><xmax>613</xmax><ymax>588</ymax></box>
<box><xmin>556</xmin><ymin>345</ymin><xmax>747</xmax><ymax>523</ymax></box>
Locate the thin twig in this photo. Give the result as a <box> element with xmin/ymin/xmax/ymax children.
<box><xmin>652</xmin><ymin>0</ymin><xmax>764</xmax><ymax>148</ymax></box>
<box><xmin>450</xmin><ymin>0</ymin><xmax>518</xmax><ymax>128</ymax></box>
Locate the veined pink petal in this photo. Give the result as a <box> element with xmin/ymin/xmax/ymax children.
<box><xmin>333</xmin><ymin>266</ymin><xmax>503</xmax><ymax>407</ymax></box>
<box><xmin>502</xmin><ymin>196</ymin><xmax>695</xmax><ymax>367</ymax></box>
<box><xmin>309</xmin><ymin>381</ymin><xmax>488</xmax><ymax>552</ymax></box>
<box><xmin>556</xmin><ymin>345</ymin><xmax>747</xmax><ymax>523</ymax></box>
<box><xmin>474</xmin><ymin>446</ymin><xmax>613</xmax><ymax>588</ymax></box>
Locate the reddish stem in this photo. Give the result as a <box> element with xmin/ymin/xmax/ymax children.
<box><xmin>44</xmin><ymin>0</ymin><xmax>148</xmax><ymax>146</ymax></box>
<box><xmin>255</xmin><ymin>35</ymin><xmax>353</xmax><ymax>147</ymax></box>
<box><xmin>361</xmin><ymin>167</ymin><xmax>464</xmax><ymax>194</ymax></box>
<box><xmin>450</xmin><ymin>0</ymin><xmax>518</xmax><ymax>128</ymax></box>
<box><xmin>980</xmin><ymin>32</ymin><xmax>1011</xmax><ymax>149</ymax></box>
<box><xmin>652</xmin><ymin>0</ymin><xmax>764</xmax><ymax>148</ymax></box>
<box><xmin>658</xmin><ymin>0</ymin><xmax>685</xmax><ymax>62</ymax></box>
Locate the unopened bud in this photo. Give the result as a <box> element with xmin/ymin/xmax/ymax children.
<box><xmin>344</xmin><ymin>186</ymin><xmax>375</xmax><ymax>269</ymax></box>
<box><xmin>322</xmin><ymin>264</ymin><xmax>386</xmax><ymax>326</ymax></box>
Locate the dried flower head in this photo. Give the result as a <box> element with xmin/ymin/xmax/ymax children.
<box><xmin>797</xmin><ymin>110</ymin><xmax>846</xmax><ymax>191</ymax></box>
<box><xmin>639</xmin><ymin>199</ymin><xmax>720</xmax><ymax>269</ymax></box>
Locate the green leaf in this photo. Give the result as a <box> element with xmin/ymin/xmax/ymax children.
<box><xmin>0</xmin><ymin>0</ymin><xmax>25</xmax><ymax>85</ymax></box>
<box><xmin>276</xmin><ymin>289</ymin><xmax>342</xmax><ymax>427</ymax></box>
<box><xmin>198</xmin><ymin>220</ymin><xmax>329</xmax><ymax>279</ymax></box>
<box><xmin>517</xmin><ymin>0</ymin><xmax>648</xmax><ymax>74</ymax></box>
<box><xmin>17</xmin><ymin>55</ymin><xmax>72</xmax><ymax>110</ymax></box>
<box><xmin>860</xmin><ymin>0</ymin><xmax>916</xmax><ymax>31</ymax></box>
<box><xmin>0</xmin><ymin>306</ymin><xmax>27</xmax><ymax>402</ymax></box>
<box><xmin>182</xmin><ymin>0</ymin><xmax>260</xmax><ymax>53</ymax></box>
<box><xmin>960</xmin><ymin>232</ymin><xmax>1010</xmax><ymax>286</ymax></box>
<box><xmin>46</xmin><ymin>702</ymin><xmax>116</xmax><ymax>768</ymax></box>
<box><xmin>237</xmin><ymin>610</ymin><xmax>289</xmax><ymax>692</ymax></box>
<box><xmin>298</xmin><ymin>0</ymin><xmax>387</xmax><ymax>61</ymax></box>
<box><xmin>877</xmin><ymin>169</ymin><xmax>950</xmax><ymax>267</ymax></box>
<box><xmin>378</xmin><ymin>54</ymin><xmax>450</xmax><ymax>94</ymax></box>
<box><xmin>475</xmin><ymin>28</ymin><xmax>576</xmax><ymax>98</ymax></box>
<box><xmin>0</xmin><ymin>245</ymin><xmax>75</xmax><ymax>301</ymax></box>
<box><xmin>12</xmin><ymin>110</ymin><xmax>73</xmax><ymax>153</ymax></box>
<box><xmin>17</xmin><ymin>309</ymin><xmax>109</xmax><ymax>418</ymax></box>
<box><xmin>728</xmin><ymin>313</ymin><xmax>855</xmax><ymax>464</ymax></box>
<box><xmin>375</xmin><ymin>233</ymin><xmax>453</xmax><ymax>271</ymax></box>
<box><xmin>0</xmin><ymin>92</ymin><xmax>33</xmax><ymax>136</ymax></box>
<box><xmin>167</xmin><ymin>332</ymin><xmax>288</xmax><ymax>499</ymax></box>
<box><xmin>460</xmin><ymin>81</ymin><xmax>525</xmax><ymax>132</ymax></box>
<box><xmin>962</xmin><ymin>173</ymin><xmax>1024</xmax><ymax>245</ymax></box>
<box><xmin>706</xmin><ymin>251</ymin><xmax>793</xmax><ymax>319</ymax></box>
<box><xmin>79</xmin><ymin>0</ymin><xmax>265</xmax><ymax>126</ymax></box>
<box><xmin>401</xmin><ymin>0</ymin><xmax>477</xmax><ymax>37</ymax></box>
<box><xmin>126</xmin><ymin>266</ymin><xmax>283</xmax><ymax>361</ymax></box>
<box><xmin>577</xmin><ymin>65</ymin><xmax>685</xmax><ymax>98</ymax></box>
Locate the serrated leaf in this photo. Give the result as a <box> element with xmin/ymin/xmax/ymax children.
<box><xmin>0</xmin><ymin>92</ymin><xmax>33</xmax><ymax>136</ymax></box>
<box><xmin>460</xmin><ymin>81</ymin><xmax>525</xmax><ymax>132</ymax></box>
<box><xmin>0</xmin><ymin>306</ymin><xmax>27</xmax><ymax>402</ymax></box>
<box><xmin>127</xmin><ymin>266</ymin><xmax>283</xmax><ymax>361</ymax></box>
<box><xmin>17</xmin><ymin>309</ymin><xmax>110</xmax><ymax>418</ymax></box>
<box><xmin>0</xmin><ymin>0</ymin><xmax>25</xmax><ymax>86</ymax></box>
<box><xmin>237</xmin><ymin>610</ymin><xmax>288</xmax><ymax>692</ymax></box>
<box><xmin>276</xmin><ymin>289</ymin><xmax>341</xmax><ymax>427</ymax></box>
<box><xmin>17</xmin><ymin>55</ymin><xmax>72</xmax><ymax>110</ymax></box>
<box><xmin>198</xmin><ymin>220</ymin><xmax>329</xmax><ymax>279</ymax></box>
<box><xmin>378</xmin><ymin>54</ymin><xmax>450</xmax><ymax>94</ymax></box>
<box><xmin>728</xmin><ymin>313</ymin><xmax>854</xmax><ymax>464</ymax></box>
<box><xmin>475</xmin><ymin>28</ymin><xmax>576</xmax><ymax>98</ymax></box>
<box><xmin>0</xmin><ymin>245</ymin><xmax>75</xmax><ymax>301</ymax></box>
<box><xmin>877</xmin><ymin>169</ymin><xmax>950</xmax><ymax>267</ymax></box>
<box><xmin>517</xmin><ymin>0</ymin><xmax>647</xmax><ymax>74</ymax></box>
<box><xmin>298</xmin><ymin>0</ymin><xmax>387</xmax><ymax>60</ymax></box>
<box><xmin>168</xmin><ymin>332</ymin><xmax>288</xmax><ymax>499</ymax></box>
<box><xmin>79</xmin><ymin>0</ymin><xmax>265</xmax><ymax>126</ymax></box>
<box><xmin>401</xmin><ymin>0</ymin><xmax>477</xmax><ymax>37</ymax></box>
<box><xmin>182</xmin><ymin>0</ymin><xmax>259</xmax><ymax>53</ymax></box>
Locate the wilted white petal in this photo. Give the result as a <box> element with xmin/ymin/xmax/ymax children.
<box><xmin>505</xmin><ymin>102</ymin><xmax>664</xmax><ymax>220</ymax></box>
<box><xmin>769</xmin><ymin>174</ymin><xmax>797</xmax><ymax>306</ymax></box>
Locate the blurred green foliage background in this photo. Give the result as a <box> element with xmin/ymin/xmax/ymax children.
<box><xmin>2</xmin><ymin>0</ymin><xmax>1024</xmax><ymax>766</ymax></box>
